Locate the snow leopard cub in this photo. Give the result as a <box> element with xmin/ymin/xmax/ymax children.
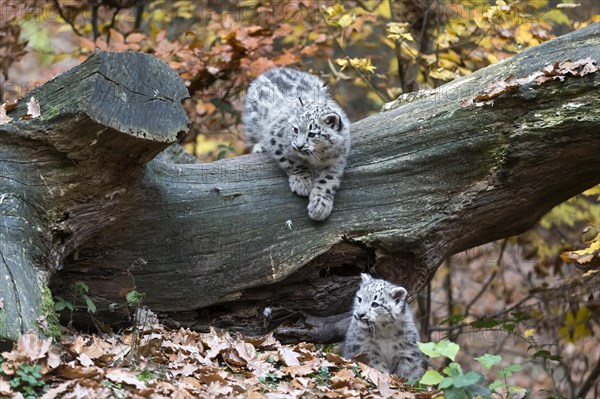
<box><xmin>343</xmin><ymin>274</ymin><xmax>427</xmax><ymax>381</ymax></box>
<box><xmin>244</xmin><ymin>68</ymin><xmax>350</xmax><ymax>221</ymax></box>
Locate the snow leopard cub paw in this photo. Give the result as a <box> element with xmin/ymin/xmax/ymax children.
<box><xmin>288</xmin><ymin>174</ymin><xmax>312</xmax><ymax>197</ymax></box>
<box><xmin>308</xmin><ymin>194</ymin><xmax>334</xmax><ymax>221</ymax></box>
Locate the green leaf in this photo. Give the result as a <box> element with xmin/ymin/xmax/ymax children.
<box><xmin>453</xmin><ymin>371</ymin><xmax>483</xmax><ymax>388</ymax></box>
<box><xmin>504</xmin><ymin>364</ymin><xmax>522</xmax><ymax>372</ymax></box>
<box><xmin>475</xmin><ymin>354</ymin><xmax>502</xmax><ymax>369</ymax></box>
<box><xmin>443</xmin><ymin>362</ymin><xmax>463</xmax><ymax>378</ymax></box>
<box><xmin>532</xmin><ymin>349</ymin><xmax>562</xmax><ymax>361</ymax></box>
<box><xmin>73</xmin><ymin>281</ymin><xmax>89</xmax><ymax>294</ymax></box>
<box><xmin>420</xmin><ymin>370</ymin><xmax>444</xmax><ymax>385</ymax></box>
<box><xmin>84</xmin><ymin>295</ymin><xmax>97</xmax><ymax>314</ymax></box>
<box><xmin>466</xmin><ymin>384</ymin><xmax>492</xmax><ymax>397</ymax></box>
<box><xmin>126</xmin><ymin>290</ymin><xmax>144</xmax><ymax>307</ymax></box>
<box><xmin>498</xmin><ymin>364</ymin><xmax>521</xmax><ymax>378</ymax></box>
<box><xmin>438</xmin><ymin>376</ymin><xmax>455</xmax><ymax>389</ymax></box>
<box><xmin>440</xmin><ymin>314</ymin><xmax>465</xmax><ymax>326</ymax></box>
<box><xmin>418</xmin><ymin>340</ymin><xmax>460</xmax><ymax>361</ymax></box>
<box><xmin>489</xmin><ymin>379</ymin><xmax>506</xmax><ymax>390</ymax></box>
<box><xmin>54</xmin><ymin>297</ymin><xmax>71</xmax><ymax>312</ymax></box>
<box><xmin>470</xmin><ymin>319</ymin><xmax>502</xmax><ymax>328</ymax></box>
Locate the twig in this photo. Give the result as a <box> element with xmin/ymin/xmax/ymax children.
<box><xmin>52</xmin><ymin>0</ymin><xmax>83</xmax><ymax>36</ymax></box>
<box><xmin>411</xmin><ymin>0</ymin><xmax>432</xmax><ymax>90</ymax></box>
<box><xmin>388</xmin><ymin>0</ymin><xmax>407</xmax><ymax>93</ymax></box>
<box><xmin>576</xmin><ymin>352</ymin><xmax>600</xmax><ymax>399</ymax></box>
<box><xmin>445</xmin><ymin>257</ymin><xmax>458</xmax><ymax>344</ymax></box>
<box><xmin>106</xmin><ymin>6</ymin><xmax>122</xmax><ymax>45</ymax></box>
<box><xmin>134</xmin><ymin>0</ymin><xmax>145</xmax><ymax>30</ymax></box>
<box><xmin>91</xmin><ymin>0</ymin><xmax>100</xmax><ymax>41</ymax></box>
<box><xmin>463</xmin><ymin>240</ymin><xmax>506</xmax><ymax>317</ymax></box>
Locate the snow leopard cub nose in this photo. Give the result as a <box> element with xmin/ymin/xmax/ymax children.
<box><xmin>292</xmin><ymin>140</ymin><xmax>309</xmax><ymax>153</ymax></box>
<box><xmin>354</xmin><ymin>311</ymin><xmax>367</xmax><ymax>321</ymax></box>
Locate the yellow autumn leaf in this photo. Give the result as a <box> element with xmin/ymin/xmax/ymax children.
<box><xmin>439</xmin><ymin>49</ymin><xmax>462</xmax><ymax>64</ymax></box>
<box><xmin>559</xmin><ymin>307</ymin><xmax>592</xmax><ymax>343</ymax></box>
<box><xmin>338</xmin><ymin>14</ymin><xmax>355</xmax><ymax>28</ymax></box>
<box><xmin>386</xmin><ymin>22</ymin><xmax>413</xmax><ymax>41</ymax></box>
<box><xmin>515</xmin><ymin>26</ymin><xmax>534</xmax><ymax>44</ymax></box>
<box><xmin>523</xmin><ymin>329</ymin><xmax>536</xmax><ymax>338</ymax></box>
<box><xmin>375</xmin><ymin>0</ymin><xmax>391</xmax><ymax>19</ymax></box>
<box><xmin>336</xmin><ymin>57</ymin><xmax>376</xmax><ymax>73</ymax></box>
<box><xmin>438</xmin><ymin>58</ymin><xmax>457</xmax><ymax>70</ymax></box>
<box><xmin>322</xmin><ymin>3</ymin><xmax>344</xmax><ymax>17</ymax></box>
<box><xmin>429</xmin><ymin>68</ymin><xmax>459</xmax><ymax>81</ymax></box>
<box><xmin>335</xmin><ymin>58</ymin><xmax>349</xmax><ymax>69</ymax></box>
<box><xmin>560</xmin><ymin>233</ymin><xmax>600</xmax><ymax>264</ymax></box>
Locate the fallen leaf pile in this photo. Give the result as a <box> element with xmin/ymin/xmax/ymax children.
<box><xmin>464</xmin><ymin>57</ymin><xmax>598</xmax><ymax>106</ymax></box>
<box><xmin>0</xmin><ymin>325</ymin><xmax>421</xmax><ymax>398</ymax></box>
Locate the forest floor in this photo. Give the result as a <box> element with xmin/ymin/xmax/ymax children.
<box><xmin>0</xmin><ymin>325</ymin><xmax>424</xmax><ymax>399</ymax></box>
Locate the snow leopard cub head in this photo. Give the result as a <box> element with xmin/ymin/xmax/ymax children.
<box><xmin>289</xmin><ymin>101</ymin><xmax>349</xmax><ymax>163</ymax></box>
<box><xmin>352</xmin><ymin>274</ymin><xmax>409</xmax><ymax>329</ymax></box>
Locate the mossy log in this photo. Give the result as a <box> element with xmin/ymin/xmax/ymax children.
<box><xmin>1</xmin><ymin>24</ymin><xmax>599</xmax><ymax>344</ymax></box>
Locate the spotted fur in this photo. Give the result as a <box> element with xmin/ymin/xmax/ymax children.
<box><xmin>343</xmin><ymin>274</ymin><xmax>427</xmax><ymax>381</ymax></box>
<box><xmin>244</xmin><ymin>68</ymin><xmax>350</xmax><ymax>221</ymax></box>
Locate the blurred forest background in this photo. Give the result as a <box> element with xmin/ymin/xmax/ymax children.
<box><xmin>1</xmin><ymin>0</ymin><xmax>599</xmax><ymax>397</ymax></box>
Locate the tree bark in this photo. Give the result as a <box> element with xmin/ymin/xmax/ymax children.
<box><xmin>1</xmin><ymin>24</ymin><xmax>599</xmax><ymax>344</ymax></box>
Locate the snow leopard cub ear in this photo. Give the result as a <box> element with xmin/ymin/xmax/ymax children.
<box><xmin>360</xmin><ymin>273</ymin><xmax>372</xmax><ymax>285</ymax></box>
<box><xmin>390</xmin><ymin>286</ymin><xmax>408</xmax><ymax>306</ymax></box>
<box><xmin>323</xmin><ymin>112</ymin><xmax>342</xmax><ymax>130</ymax></box>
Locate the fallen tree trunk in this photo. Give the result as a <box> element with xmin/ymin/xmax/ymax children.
<box><xmin>1</xmin><ymin>24</ymin><xmax>599</xmax><ymax>344</ymax></box>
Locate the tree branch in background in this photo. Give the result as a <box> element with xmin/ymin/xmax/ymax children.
<box><xmin>52</xmin><ymin>0</ymin><xmax>82</xmax><ymax>36</ymax></box>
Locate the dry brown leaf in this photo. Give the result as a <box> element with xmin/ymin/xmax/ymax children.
<box><xmin>55</xmin><ymin>364</ymin><xmax>104</xmax><ymax>380</ymax></box>
<box><xmin>281</xmin><ymin>364</ymin><xmax>315</xmax><ymax>377</ymax></box>
<box><xmin>40</xmin><ymin>381</ymin><xmax>75</xmax><ymax>399</ymax></box>
<box><xmin>273</xmin><ymin>50</ymin><xmax>298</xmax><ymax>66</ymax></box>
<box><xmin>331</xmin><ymin>368</ymin><xmax>355</xmax><ymax>388</ymax></box>
<box><xmin>245</xmin><ymin>332</ymin><xmax>279</xmax><ymax>349</ymax></box>
<box><xmin>360</xmin><ymin>363</ymin><xmax>394</xmax><ymax>397</ymax></box>
<box><xmin>109</xmin><ymin>28</ymin><xmax>125</xmax><ymax>44</ymax></box>
<box><xmin>205</xmin><ymin>381</ymin><xmax>233</xmax><ymax>396</ymax></box>
<box><xmin>278</xmin><ymin>347</ymin><xmax>301</xmax><ymax>366</ymax></box>
<box><xmin>197</xmin><ymin>372</ymin><xmax>228</xmax><ymax>385</ymax></box>
<box><xmin>68</xmin><ymin>336</ymin><xmax>87</xmax><ymax>355</ymax></box>
<box><xmin>0</xmin><ymin>103</ymin><xmax>13</xmax><ymax>125</ymax></box>
<box><xmin>106</xmin><ymin>368</ymin><xmax>147</xmax><ymax>390</ymax></box>
<box><xmin>79</xmin><ymin>36</ymin><xmax>96</xmax><ymax>51</ymax></box>
<box><xmin>249</xmin><ymin>57</ymin><xmax>276</xmax><ymax>77</ymax></box>
<box><xmin>325</xmin><ymin>352</ymin><xmax>350</xmax><ymax>365</ymax></box>
<box><xmin>0</xmin><ymin>378</ymin><xmax>12</xmax><ymax>395</ymax></box>
<box><xmin>222</xmin><ymin>347</ymin><xmax>247</xmax><ymax>367</ymax></box>
<box><xmin>126</xmin><ymin>32</ymin><xmax>146</xmax><ymax>44</ymax></box>
<box><xmin>247</xmin><ymin>355</ymin><xmax>277</xmax><ymax>379</ymax></box>
<box><xmin>77</xmin><ymin>353</ymin><xmax>95</xmax><ymax>367</ymax></box>
<box><xmin>12</xmin><ymin>330</ymin><xmax>51</xmax><ymax>361</ymax></box>
<box><xmin>26</xmin><ymin>96</ymin><xmax>41</xmax><ymax>119</ymax></box>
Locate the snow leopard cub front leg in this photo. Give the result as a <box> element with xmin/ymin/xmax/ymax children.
<box><xmin>244</xmin><ymin>67</ymin><xmax>351</xmax><ymax>221</ymax></box>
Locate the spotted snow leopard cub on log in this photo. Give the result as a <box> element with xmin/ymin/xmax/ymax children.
<box><xmin>343</xmin><ymin>274</ymin><xmax>427</xmax><ymax>381</ymax></box>
<box><xmin>244</xmin><ymin>68</ymin><xmax>350</xmax><ymax>221</ymax></box>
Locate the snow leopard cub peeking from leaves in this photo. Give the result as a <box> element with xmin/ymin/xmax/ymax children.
<box><xmin>343</xmin><ymin>274</ymin><xmax>427</xmax><ymax>381</ymax></box>
<box><xmin>244</xmin><ymin>68</ymin><xmax>350</xmax><ymax>221</ymax></box>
